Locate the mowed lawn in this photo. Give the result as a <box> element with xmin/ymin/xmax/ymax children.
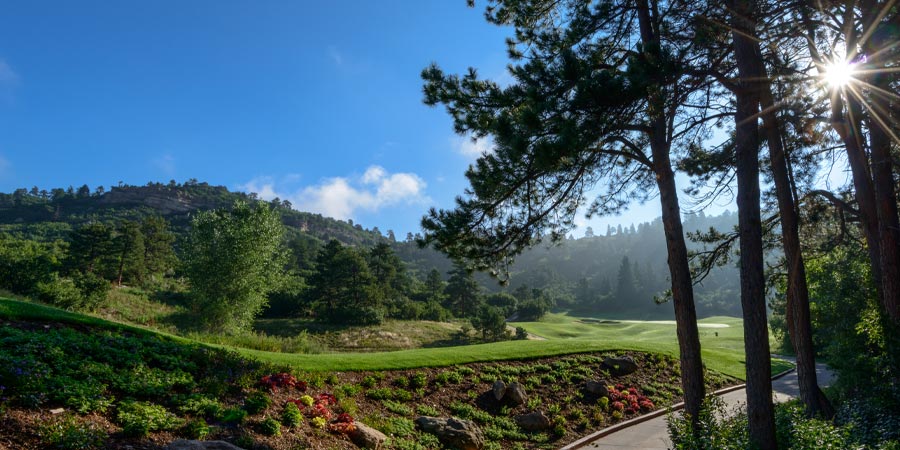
<box><xmin>0</xmin><ymin>298</ymin><xmax>790</xmax><ymax>379</ymax></box>
<box><xmin>510</xmin><ymin>312</ymin><xmax>789</xmax><ymax>380</ymax></box>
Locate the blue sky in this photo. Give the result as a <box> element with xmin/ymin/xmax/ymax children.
<box><xmin>0</xmin><ymin>1</ymin><xmax>762</xmax><ymax>235</ymax></box>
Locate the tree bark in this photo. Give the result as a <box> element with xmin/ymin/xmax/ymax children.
<box><xmin>759</xmin><ymin>84</ymin><xmax>834</xmax><ymax>418</ymax></box>
<box><xmin>861</xmin><ymin>0</ymin><xmax>900</xmax><ymax>322</ymax></box>
<box><xmin>727</xmin><ymin>0</ymin><xmax>777</xmax><ymax>446</ymax></box>
<box><xmin>636</xmin><ymin>0</ymin><xmax>706</xmax><ymax>424</ymax></box>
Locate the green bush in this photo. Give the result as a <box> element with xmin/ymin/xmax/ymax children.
<box><xmin>281</xmin><ymin>402</ymin><xmax>303</xmax><ymax>428</ymax></box>
<box><xmin>116</xmin><ymin>401</ymin><xmax>182</xmax><ymax>437</ymax></box>
<box><xmin>177</xmin><ymin>395</ymin><xmax>222</xmax><ymax>418</ymax></box>
<box><xmin>221</xmin><ymin>407</ymin><xmax>248</xmax><ymax>424</ymax></box>
<box><xmin>38</xmin><ymin>413</ymin><xmax>107</xmax><ymax>450</ymax></box>
<box><xmin>71</xmin><ymin>271</ymin><xmax>110</xmax><ymax>312</ymax></box>
<box><xmin>181</xmin><ymin>418</ymin><xmax>210</xmax><ymax>440</ymax></box>
<box><xmin>243</xmin><ymin>391</ymin><xmax>272</xmax><ymax>415</ymax></box>
<box><xmin>409</xmin><ymin>372</ymin><xmax>428</xmax><ymax>389</ymax></box>
<box><xmin>259</xmin><ymin>417</ymin><xmax>282</xmax><ymax>437</ymax></box>
<box><xmin>48</xmin><ymin>376</ymin><xmax>112</xmax><ymax>414</ymax></box>
<box><xmin>416</xmin><ymin>404</ymin><xmax>440</xmax><ymax>416</ymax></box>
<box><xmin>370</xmin><ymin>416</ymin><xmax>416</xmax><ymax>438</ymax></box>
<box><xmin>382</xmin><ymin>399</ymin><xmax>413</xmax><ymax>416</ymax></box>
<box><xmin>34</xmin><ymin>274</ymin><xmax>83</xmax><ymax>310</ymax></box>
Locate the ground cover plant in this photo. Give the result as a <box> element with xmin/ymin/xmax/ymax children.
<box><xmin>0</xmin><ymin>310</ymin><xmax>742</xmax><ymax>449</ymax></box>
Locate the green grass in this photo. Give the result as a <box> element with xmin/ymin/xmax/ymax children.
<box><xmin>0</xmin><ymin>298</ymin><xmax>790</xmax><ymax>379</ymax></box>
<box><xmin>510</xmin><ymin>313</ymin><xmax>792</xmax><ymax>379</ymax></box>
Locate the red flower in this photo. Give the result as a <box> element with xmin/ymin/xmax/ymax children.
<box><xmin>310</xmin><ymin>403</ymin><xmax>332</xmax><ymax>419</ymax></box>
<box><xmin>335</xmin><ymin>413</ymin><xmax>354</xmax><ymax>424</ymax></box>
<box><xmin>315</xmin><ymin>393</ymin><xmax>337</xmax><ymax>406</ymax></box>
<box><xmin>612</xmin><ymin>401</ymin><xmax>625</xmax><ymax>411</ymax></box>
<box><xmin>260</xmin><ymin>372</ymin><xmax>303</xmax><ymax>391</ymax></box>
<box><xmin>328</xmin><ymin>421</ymin><xmax>356</xmax><ymax>434</ymax></box>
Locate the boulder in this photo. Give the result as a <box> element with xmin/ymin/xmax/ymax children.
<box><xmin>349</xmin><ymin>422</ymin><xmax>388</xmax><ymax>449</ymax></box>
<box><xmin>492</xmin><ymin>380</ymin><xmax>507</xmax><ymax>401</ymax></box>
<box><xmin>515</xmin><ymin>411</ymin><xmax>551</xmax><ymax>431</ymax></box>
<box><xmin>602</xmin><ymin>356</ymin><xmax>638</xmax><ymax>376</ymax></box>
<box><xmin>416</xmin><ymin>416</ymin><xmax>484</xmax><ymax>450</ymax></box>
<box><xmin>504</xmin><ymin>381</ymin><xmax>527</xmax><ymax>406</ymax></box>
<box><xmin>585</xmin><ymin>380</ymin><xmax>609</xmax><ymax>397</ymax></box>
<box><xmin>167</xmin><ymin>441</ymin><xmax>245</xmax><ymax>450</ymax></box>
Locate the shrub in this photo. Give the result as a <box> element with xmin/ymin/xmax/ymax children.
<box><xmin>38</xmin><ymin>414</ymin><xmax>107</xmax><ymax>450</ymax></box>
<box><xmin>177</xmin><ymin>395</ymin><xmax>222</xmax><ymax>418</ymax></box>
<box><xmin>221</xmin><ymin>407</ymin><xmax>248</xmax><ymax>424</ymax></box>
<box><xmin>383</xmin><ymin>399</ymin><xmax>413</xmax><ymax>416</ymax></box>
<box><xmin>409</xmin><ymin>372</ymin><xmax>428</xmax><ymax>389</ymax></box>
<box><xmin>370</xmin><ymin>416</ymin><xmax>416</xmax><ymax>438</ymax></box>
<box><xmin>34</xmin><ymin>274</ymin><xmax>83</xmax><ymax>310</ymax></box>
<box><xmin>181</xmin><ymin>418</ymin><xmax>210</xmax><ymax>440</ymax></box>
<box><xmin>48</xmin><ymin>376</ymin><xmax>112</xmax><ymax>414</ymax></box>
<box><xmin>259</xmin><ymin>417</ymin><xmax>282</xmax><ymax>437</ymax></box>
<box><xmin>281</xmin><ymin>402</ymin><xmax>303</xmax><ymax>428</ymax></box>
<box><xmin>71</xmin><ymin>271</ymin><xmax>110</xmax><ymax>311</ymax></box>
<box><xmin>243</xmin><ymin>391</ymin><xmax>272</xmax><ymax>415</ymax></box>
<box><xmin>116</xmin><ymin>401</ymin><xmax>182</xmax><ymax>437</ymax></box>
<box><xmin>415</xmin><ymin>404</ymin><xmax>440</xmax><ymax>416</ymax></box>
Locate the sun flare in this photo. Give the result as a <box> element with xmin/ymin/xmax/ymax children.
<box><xmin>824</xmin><ymin>58</ymin><xmax>856</xmax><ymax>88</ymax></box>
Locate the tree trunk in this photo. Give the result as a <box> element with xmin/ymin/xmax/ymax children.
<box><xmin>861</xmin><ymin>0</ymin><xmax>900</xmax><ymax>322</ymax></box>
<box><xmin>727</xmin><ymin>0</ymin><xmax>777</xmax><ymax>446</ymax></box>
<box><xmin>653</xmin><ymin>144</ymin><xmax>706</xmax><ymax>424</ymax></box>
<box><xmin>636</xmin><ymin>0</ymin><xmax>706</xmax><ymax>424</ymax></box>
<box><xmin>759</xmin><ymin>84</ymin><xmax>834</xmax><ymax>418</ymax></box>
<box><xmin>804</xmin><ymin>0</ymin><xmax>891</xmax><ymax>318</ymax></box>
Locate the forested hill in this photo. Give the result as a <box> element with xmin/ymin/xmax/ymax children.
<box><xmin>0</xmin><ymin>181</ymin><xmax>383</xmax><ymax>246</ymax></box>
<box><xmin>395</xmin><ymin>211</ymin><xmax>741</xmax><ymax>318</ymax></box>
<box><xmin>1</xmin><ymin>181</ymin><xmax>742</xmax><ymax>318</ymax></box>
<box><xmin>394</xmin><ymin>211</ymin><xmax>742</xmax><ymax>318</ymax></box>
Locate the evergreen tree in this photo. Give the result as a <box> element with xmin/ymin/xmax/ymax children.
<box><xmin>471</xmin><ymin>305</ymin><xmax>508</xmax><ymax>342</ymax></box>
<box><xmin>615</xmin><ymin>256</ymin><xmax>637</xmax><ymax>309</ymax></box>
<box><xmin>424</xmin><ymin>268</ymin><xmax>447</xmax><ymax>304</ymax></box>
<box><xmin>140</xmin><ymin>215</ymin><xmax>176</xmax><ymax>282</ymax></box>
<box><xmin>444</xmin><ymin>264</ymin><xmax>481</xmax><ymax>317</ymax></box>
<box><xmin>68</xmin><ymin>222</ymin><xmax>114</xmax><ymax>275</ymax></box>
<box><xmin>309</xmin><ymin>240</ymin><xmax>382</xmax><ymax>324</ymax></box>
<box><xmin>114</xmin><ymin>220</ymin><xmax>145</xmax><ymax>286</ymax></box>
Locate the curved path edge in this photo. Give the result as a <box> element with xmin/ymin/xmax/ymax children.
<box><xmin>559</xmin><ymin>367</ymin><xmax>797</xmax><ymax>450</ymax></box>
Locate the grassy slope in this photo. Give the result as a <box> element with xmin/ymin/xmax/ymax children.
<box><xmin>0</xmin><ymin>298</ymin><xmax>791</xmax><ymax>379</ymax></box>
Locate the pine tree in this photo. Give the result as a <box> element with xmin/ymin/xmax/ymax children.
<box><xmin>444</xmin><ymin>264</ymin><xmax>481</xmax><ymax>317</ymax></box>
<box><xmin>141</xmin><ymin>216</ymin><xmax>176</xmax><ymax>283</ymax></box>
<box><xmin>615</xmin><ymin>256</ymin><xmax>637</xmax><ymax>309</ymax></box>
<box><xmin>114</xmin><ymin>220</ymin><xmax>145</xmax><ymax>286</ymax></box>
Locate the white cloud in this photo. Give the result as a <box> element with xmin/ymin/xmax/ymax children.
<box><xmin>241</xmin><ymin>177</ymin><xmax>279</xmax><ymax>201</ymax></box>
<box><xmin>240</xmin><ymin>165</ymin><xmax>428</xmax><ymax>220</ymax></box>
<box><xmin>0</xmin><ymin>59</ymin><xmax>18</xmax><ymax>85</ymax></box>
<box><xmin>362</xmin><ymin>166</ymin><xmax>386</xmax><ymax>184</ymax></box>
<box><xmin>453</xmin><ymin>135</ymin><xmax>495</xmax><ymax>159</ymax></box>
<box><xmin>152</xmin><ymin>154</ymin><xmax>176</xmax><ymax>176</ymax></box>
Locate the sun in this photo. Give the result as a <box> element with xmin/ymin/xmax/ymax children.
<box><xmin>823</xmin><ymin>58</ymin><xmax>856</xmax><ymax>88</ymax></box>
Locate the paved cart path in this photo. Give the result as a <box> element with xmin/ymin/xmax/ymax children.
<box><xmin>565</xmin><ymin>362</ymin><xmax>835</xmax><ymax>450</ymax></box>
